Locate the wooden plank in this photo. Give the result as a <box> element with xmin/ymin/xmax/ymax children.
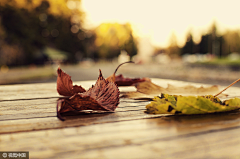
<box><xmin>0</xmin><ymin>95</ymin><xmax>167</xmax><ymax>134</ymax></box>
<box><xmin>0</xmin><ymin>81</ymin><xmax>96</xmax><ymax>100</ymax></box>
<box><xmin>0</xmin><ymin>97</ymin><xmax>150</xmax><ymax>119</ymax></box>
<box><xmin>1</xmin><ymin>116</ymin><xmax>240</xmax><ymax>158</ymax></box>
<box><xmin>77</xmin><ymin>126</ymin><xmax>240</xmax><ymax>159</ymax></box>
<box><xmin>2</xmin><ymin>95</ymin><xmax>240</xmax><ymax>135</ymax></box>
<box><xmin>1</xmin><ymin>77</ymin><xmax>239</xmax><ymax>123</ymax></box>
<box><xmin>1</xmin><ymin>78</ymin><xmax>240</xmax><ymax>158</ymax></box>
<box><xmin>0</xmin><ymin>110</ymin><xmax>166</xmax><ymax>134</ymax></box>
<box><xmin>1</xmin><ymin>78</ymin><xmax>240</xmax><ymax>134</ymax></box>
<box><xmin>1</xmin><ymin>78</ymin><xmax>237</xmax><ymax>101</ymax></box>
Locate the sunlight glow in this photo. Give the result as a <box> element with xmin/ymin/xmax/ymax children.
<box><xmin>81</xmin><ymin>0</ymin><xmax>240</xmax><ymax>47</ymax></box>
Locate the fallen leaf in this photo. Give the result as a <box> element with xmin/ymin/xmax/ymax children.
<box><xmin>57</xmin><ymin>67</ymin><xmax>86</xmax><ymax>96</ymax></box>
<box><xmin>57</xmin><ymin>69</ymin><xmax>120</xmax><ymax>121</ymax></box>
<box><xmin>134</xmin><ymin>81</ymin><xmax>166</xmax><ymax>95</ymax></box>
<box><xmin>123</xmin><ymin>81</ymin><xmax>221</xmax><ymax>99</ymax></box>
<box><xmin>146</xmin><ymin>78</ymin><xmax>240</xmax><ymax>115</ymax></box>
<box><xmin>106</xmin><ymin>61</ymin><xmax>134</xmax><ymax>82</ymax></box>
<box><xmin>146</xmin><ymin>93</ymin><xmax>240</xmax><ymax>115</ymax></box>
<box><xmin>106</xmin><ymin>61</ymin><xmax>152</xmax><ymax>86</ymax></box>
<box><xmin>121</xmin><ymin>91</ymin><xmax>156</xmax><ymax>100</ymax></box>
<box><xmin>115</xmin><ymin>74</ymin><xmax>151</xmax><ymax>86</ymax></box>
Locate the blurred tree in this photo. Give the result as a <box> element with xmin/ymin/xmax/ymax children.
<box><xmin>198</xmin><ymin>34</ymin><xmax>209</xmax><ymax>54</ymax></box>
<box><xmin>94</xmin><ymin>23</ymin><xmax>137</xmax><ymax>59</ymax></box>
<box><xmin>180</xmin><ymin>23</ymin><xmax>224</xmax><ymax>57</ymax></box>
<box><xmin>181</xmin><ymin>33</ymin><xmax>194</xmax><ymax>55</ymax></box>
<box><xmin>209</xmin><ymin>23</ymin><xmax>223</xmax><ymax>57</ymax></box>
<box><xmin>0</xmin><ymin>0</ymin><xmax>81</xmax><ymax>17</ymax></box>
<box><xmin>222</xmin><ymin>30</ymin><xmax>240</xmax><ymax>56</ymax></box>
<box><xmin>166</xmin><ymin>32</ymin><xmax>180</xmax><ymax>58</ymax></box>
<box><xmin>0</xmin><ymin>4</ymin><xmax>45</xmax><ymax>65</ymax></box>
<box><xmin>0</xmin><ymin>0</ymin><xmax>95</xmax><ymax>66</ymax></box>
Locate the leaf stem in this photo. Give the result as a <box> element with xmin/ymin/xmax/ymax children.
<box><xmin>214</xmin><ymin>78</ymin><xmax>240</xmax><ymax>97</ymax></box>
<box><xmin>114</xmin><ymin>61</ymin><xmax>134</xmax><ymax>75</ymax></box>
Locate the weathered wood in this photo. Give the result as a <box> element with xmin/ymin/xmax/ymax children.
<box><xmin>1</xmin><ymin>115</ymin><xmax>240</xmax><ymax>158</ymax></box>
<box><xmin>0</xmin><ymin>99</ymin><xmax>165</xmax><ymax>134</ymax></box>
<box><xmin>1</xmin><ymin>78</ymin><xmax>240</xmax><ymax>158</ymax></box>
<box><xmin>0</xmin><ymin>78</ymin><xmax>236</xmax><ymax>100</ymax></box>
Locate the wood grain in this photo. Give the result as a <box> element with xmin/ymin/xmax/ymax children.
<box><xmin>1</xmin><ymin>79</ymin><xmax>240</xmax><ymax>158</ymax></box>
<box><xmin>1</xmin><ymin>115</ymin><xmax>240</xmax><ymax>158</ymax></box>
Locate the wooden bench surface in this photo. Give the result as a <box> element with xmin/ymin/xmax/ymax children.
<box><xmin>1</xmin><ymin>78</ymin><xmax>240</xmax><ymax>158</ymax></box>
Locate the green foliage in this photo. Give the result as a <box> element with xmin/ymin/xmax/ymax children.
<box><xmin>146</xmin><ymin>93</ymin><xmax>240</xmax><ymax>115</ymax></box>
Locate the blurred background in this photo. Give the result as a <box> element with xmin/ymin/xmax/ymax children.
<box><xmin>1</xmin><ymin>0</ymin><xmax>240</xmax><ymax>86</ymax></box>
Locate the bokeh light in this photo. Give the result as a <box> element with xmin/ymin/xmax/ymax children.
<box><xmin>71</xmin><ymin>25</ymin><xmax>79</xmax><ymax>33</ymax></box>
<box><xmin>51</xmin><ymin>29</ymin><xmax>59</xmax><ymax>37</ymax></box>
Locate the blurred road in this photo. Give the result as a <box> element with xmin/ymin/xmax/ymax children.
<box><xmin>1</xmin><ymin>61</ymin><xmax>240</xmax><ymax>87</ymax></box>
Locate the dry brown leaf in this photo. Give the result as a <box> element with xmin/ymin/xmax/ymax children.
<box><xmin>123</xmin><ymin>81</ymin><xmax>222</xmax><ymax>99</ymax></box>
<box><xmin>106</xmin><ymin>61</ymin><xmax>150</xmax><ymax>86</ymax></box>
<box><xmin>115</xmin><ymin>74</ymin><xmax>151</xmax><ymax>86</ymax></box>
<box><xmin>57</xmin><ymin>69</ymin><xmax>120</xmax><ymax>121</ymax></box>
<box><xmin>166</xmin><ymin>84</ymin><xmax>219</xmax><ymax>95</ymax></box>
<box><xmin>106</xmin><ymin>61</ymin><xmax>134</xmax><ymax>83</ymax></box>
<box><xmin>57</xmin><ymin>67</ymin><xmax>86</xmax><ymax>96</ymax></box>
<box><xmin>121</xmin><ymin>91</ymin><xmax>154</xmax><ymax>99</ymax></box>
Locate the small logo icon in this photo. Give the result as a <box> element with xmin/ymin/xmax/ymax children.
<box><xmin>2</xmin><ymin>153</ymin><xmax>7</xmax><ymax>158</ymax></box>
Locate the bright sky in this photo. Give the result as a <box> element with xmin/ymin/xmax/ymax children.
<box><xmin>81</xmin><ymin>0</ymin><xmax>240</xmax><ymax>47</ymax></box>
